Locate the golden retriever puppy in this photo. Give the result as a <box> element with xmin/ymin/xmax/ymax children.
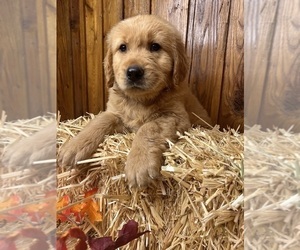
<box><xmin>58</xmin><ymin>15</ymin><xmax>212</xmax><ymax>187</ymax></box>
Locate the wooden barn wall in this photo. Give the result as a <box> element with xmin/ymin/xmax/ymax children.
<box><xmin>245</xmin><ymin>0</ymin><xmax>300</xmax><ymax>131</ymax></box>
<box><xmin>57</xmin><ymin>0</ymin><xmax>244</xmax><ymax>130</ymax></box>
<box><xmin>0</xmin><ymin>0</ymin><xmax>56</xmax><ymax>121</ymax></box>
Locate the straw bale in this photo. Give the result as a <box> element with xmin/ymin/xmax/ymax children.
<box><xmin>3</xmin><ymin>112</ymin><xmax>299</xmax><ymax>249</ymax></box>
<box><xmin>57</xmin><ymin>115</ymin><xmax>244</xmax><ymax>249</ymax></box>
<box><xmin>0</xmin><ymin>112</ymin><xmax>56</xmax><ymax>189</ymax></box>
<box><xmin>244</xmin><ymin>125</ymin><xmax>300</xmax><ymax>249</ymax></box>
<box><xmin>0</xmin><ymin>112</ymin><xmax>56</xmax><ymax>248</ymax></box>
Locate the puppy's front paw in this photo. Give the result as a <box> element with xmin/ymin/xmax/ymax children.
<box><xmin>2</xmin><ymin>123</ymin><xmax>56</xmax><ymax>168</ymax></box>
<box><xmin>125</xmin><ymin>148</ymin><xmax>163</xmax><ymax>188</ymax></box>
<box><xmin>58</xmin><ymin>137</ymin><xmax>97</xmax><ymax>167</ymax></box>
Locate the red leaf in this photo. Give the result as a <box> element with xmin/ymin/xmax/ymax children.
<box><xmin>118</xmin><ymin>220</ymin><xmax>139</xmax><ymax>236</ymax></box>
<box><xmin>68</xmin><ymin>228</ymin><xmax>87</xmax><ymax>242</ymax></box>
<box><xmin>20</xmin><ymin>228</ymin><xmax>48</xmax><ymax>241</ymax></box>
<box><xmin>0</xmin><ymin>239</ymin><xmax>17</xmax><ymax>250</ymax></box>
<box><xmin>56</xmin><ymin>237</ymin><xmax>67</xmax><ymax>250</ymax></box>
<box><xmin>30</xmin><ymin>240</ymin><xmax>49</xmax><ymax>250</ymax></box>
<box><xmin>116</xmin><ymin>220</ymin><xmax>149</xmax><ymax>247</ymax></box>
<box><xmin>88</xmin><ymin>220</ymin><xmax>149</xmax><ymax>249</ymax></box>
<box><xmin>88</xmin><ymin>236</ymin><xmax>116</xmax><ymax>250</ymax></box>
<box><xmin>75</xmin><ymin>239</ymin><xmax>88</xmax><ymax>250</ymax></box>
<box><xmin>57</xmin><ymin>220</ymin><xmax>148</xmax><ymax>250</ymax></box>
<box><xmin>57</xmin><ymin>213</ymin><xmax>68</xmax><ymax>222</ymax></box>
<box><xmin>115</xmin><ymin>220</ymin><xmax>149</xmax><ymax>248</ymax></box>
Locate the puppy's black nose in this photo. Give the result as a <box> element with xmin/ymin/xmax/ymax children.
<box><xmin>127</xmin><ymin>66</ymin><xmax>144</xmax><ymax>82</ymax></box>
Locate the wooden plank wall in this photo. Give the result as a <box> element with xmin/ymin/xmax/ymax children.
<box><xmin>0</xmin><ymin>0</ymin><xmax>56</xmax><ymax>121</ymax></box>
<box><xmin>245</xmin><ymin>0</ymin><xmax>300</xmax><ymax>131</ymax></box>
<box><xmin>58</xmin><ymin>0</ymin><xmax>244</xmax><ymax>131</ymax></box>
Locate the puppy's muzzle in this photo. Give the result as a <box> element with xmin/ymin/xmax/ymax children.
<box><xmin>126</xmin><ymin>65</ymin><xmax>144</xmax><ymax>86</ymax></box>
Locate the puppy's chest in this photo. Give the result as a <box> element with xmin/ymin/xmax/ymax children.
<box><xmin>121</xmin><ymin>105</ymin><xmax>159</xmax><ymax>132</ymax></box>
<box><xmin>108</xmin><ymin>91</ymin><xmax>162</xmax><ymax>132</ymax></box>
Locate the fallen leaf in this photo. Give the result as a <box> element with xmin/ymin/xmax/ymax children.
<box><xmin>57</xmin><ymin>195</ymin><xmax>71</xmax><ymax>222</ymax></box>
<box><xmin>88</xmin><ymin>236</ymin><xmax>115</xmax><ymax>250</ymax></box>
<box><xmin>57</xmin><ymin>228</ymin><xmax>87</xmax><ymax>250</ymax></box>
<box><xmin>20</xmin><ymin>228</ymin><xmax>48</xmax><ymax>241</ymax></box>
<box><xmin>0</xmin><ymin>194</ymin><xmax>21</xmax><ymax>209</ymax></box>
<box><xmin>57</xmin><ymin>195</ymin><xmax>70</xmax><ymax>210</ymax></box>
<box><xmin>69</xmin><ymin>202</ymin><xmax>87</xmax><ymax>222</ymax></box>
<box><xmin>68</xmin><ymin>228</ymin><xmax>87</xmax><ymax>242</ymax></box>
<box><xmin>0</xmin><ymin>238</ymin><xmax>17</xmax><ymax>250</ymax></box>
<box><xmin>30</xmin><ymin>239</ymin><xmax>49</xmax><ymax>250</ymax></box>
<box><xmin>86</xmin><ymin>200</ymin><xmax>102</xmax><ymax>224</ymax></box>
<box><xmin>88</xmin><ymin>220</ymin><xmax>149</xmax><ymax>250</ymax></box>
<box><xmin>57</xmin><ymin>189</ymin><xmax>102</xmax><ymax>224</ymax></box>
<box><xmin>56</xmin><ymin>236</ymin><xmax>68</xmax><ymax>250</ymax></box>
<box><xmin>115</xmin><ymin>220</ymin><xmax>150</xmax><ymax>248</ymax></box>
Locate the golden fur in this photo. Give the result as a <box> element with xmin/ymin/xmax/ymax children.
<box><xmin>59</xmin><ymin>15</ymin><xmax>212</xmax><ymax>187</ymax></box>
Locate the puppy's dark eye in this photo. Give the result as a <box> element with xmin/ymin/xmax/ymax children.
<box><xmin>150</xmin><ymin>43</ymin><xmax>161</xmax><ymax>52</ymax></box>
<box><xmin>119</xmin><ymin>44</ymin><xmax>127</xmax><ymax>52</ymax></box>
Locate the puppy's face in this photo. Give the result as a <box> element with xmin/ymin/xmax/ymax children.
<box><xmin>104</xmin><ymin>15</ymin><xmax>188</xmax><ymax>101</ymax></box>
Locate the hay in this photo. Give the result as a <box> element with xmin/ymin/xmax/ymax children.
<box><xmin>3</xmin><ymin>112</ymin><xmax>299</xmax><ymax>248</ymax></box>
<box><xmin>0</xmin><ymin>112</ymin><xmax>56</xmax><ymax>190</ymax></box>
<box><xmin>244</xmin><ymin>125</ymin><xmax>300</xmax><ymax>249</ymax></box>
<box><xmin>0</xmin><ymin>112</ymin><xmax>56</xmax><ymax>249</ymax></box>
<box><xmin>57</xmin><ymin>115</ymin><xmax>244</xmax><ymax>249</ymax></box>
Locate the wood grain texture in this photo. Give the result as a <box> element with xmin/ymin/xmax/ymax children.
<box><xmin>257</xmin><ymin>0</ymin><xmax>300</xmax><ymax>131</ymax></box>
<box><xmin>21</xmin><ymin>0</ymin><xmax>45</xmax><ymax>118</ymax></box>
<box><xmin>244</xmin><ymin>0</ymin><xmax>279</xmax><ymax>126</ymax></box>
<box><xmin>218</xmin><ymin>0</ymin><xmax>244</xmax><ymax>130</ymax></box>
<box><xmin>0</xmin><ymin>0</ymin><xmax>29</xmax><ymax>120</ymax></box>
<box><xmin>102</xmin><ymin>0</ymin><xmax>123</xmax><ymax>104</ymax></box>
<box><xmin>151</xmin><ymin>0</ymin><xmax>189</xmax><ymax>43</ymax></box>
<box><xmin>36</xmin><ymin>0</ymin><xmax>53</xmax><ymax>114</ymax></box>
<box><xmin>124</xmin><ymin>0</ymin><xmax>150</xmax><ymax>18</ymax></box>
<box><xmin>187</xmin><ymin>0</ymin><xmax>231</xmax><ymax>125</ymax></box>
<box><xmin>0</xmin><ymin>0</ymin><xmax>56</xmax><ymax>120</ymax></box>
<box><xmin>57</xmin><ymin>0</ymin><xmax>75</xmax><ymax>119</ymax></box>
<box><xmin>102</xmin><ymin>0</ymin><xmax>123</xmax><ymax>48</ymax></box>
<box><xmin>70</xmin><ymin>0</ymin><xmax>88</xmax><ymax>117</ymax></box>
<box><xmin>46</xmin><ymin>0</ymin><xmax>57</xmax><ymax>113</ymax></box>
<box><xmin>85</xmin><ymin>0</ymin><xmax>105</xmax><ymax>114</ymax></box>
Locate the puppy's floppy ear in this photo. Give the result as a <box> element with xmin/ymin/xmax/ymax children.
<box><xmin>172</xmin><ymin>36</ymin><xmax>189</xmax><ymax>86</ymax></box>
<box><xmin>104</xmin><ymin>47</ymin><xmax>114</xmax><ymax>88</ymax></box>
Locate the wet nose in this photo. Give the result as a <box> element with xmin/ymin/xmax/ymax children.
<box><xmin>126</xmin><ymin>65</ymin><xmax>144</xmax><ymax>82</ymax></box>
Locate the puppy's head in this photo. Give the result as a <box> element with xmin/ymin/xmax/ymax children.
<box><xmin>104</xmin><ymin>15</ymin><xmax>188</xmax><ymax>100</ymax></box>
